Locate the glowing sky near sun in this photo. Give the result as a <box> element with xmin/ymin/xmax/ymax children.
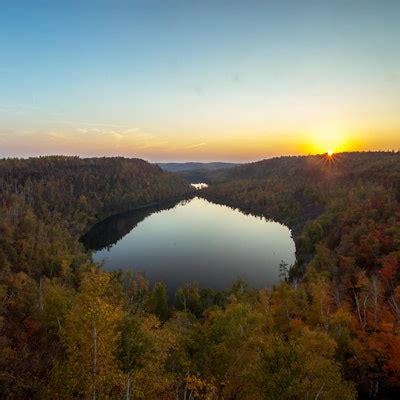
<box><xmin>0</xmin><ymin>1</ymin><xmax>399</xmax><ymax>162</ymax></box>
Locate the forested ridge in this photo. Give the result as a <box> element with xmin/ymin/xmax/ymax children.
<box><xmin>0</xmin><ymin>156</ymin><xmax>191</xmax><ymax>234</ymax></box>
<box><xmin>0</xmin><ymin>153</ymin><xmax>399</xmax><ymax>399</ymax></box>
<box><xmin>200</xmin><ymin>151</ymin><xmax>400</xmax><ymax>398</ymax></box>
<box><xmin>203</xmin><ymin>152</ymin><xmax>400</xmax><ymax>229</ymax></box>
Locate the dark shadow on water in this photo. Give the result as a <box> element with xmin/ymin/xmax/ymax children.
<box><xmin>80</xmin><ymin>198</ymin><xmax>184</xmax><ymax>251</ymax></box>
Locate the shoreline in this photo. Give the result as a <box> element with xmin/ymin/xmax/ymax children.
<box><xmin>81</xmin><ymin>192</ymin><xmax>195</xmax><ymax>236</ymax></box>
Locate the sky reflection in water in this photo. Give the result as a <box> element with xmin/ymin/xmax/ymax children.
<box><xmin>87</xmin><ymin>197</ymin><xmax>296</xmax><ymax>295</ymax></box>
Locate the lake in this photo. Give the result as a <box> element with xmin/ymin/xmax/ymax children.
<box><xmin>81</xmin><ymin>197</ymin><xmax>296</xmax><ymax>295</ymax></box>
<box><xmin>191</xmin><ymin>183</ymin><xmax>208</xmax><ymax>190</ymax></box>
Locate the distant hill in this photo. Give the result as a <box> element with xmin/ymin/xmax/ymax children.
<box><xmin>157</xmin><ymin>162</ymin><xmax>240</xmax><ymax>172</ymax></box>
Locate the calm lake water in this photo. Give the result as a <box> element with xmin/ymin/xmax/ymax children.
<box><xmin>82</xmin><ymin>197</ymin><xmax>296</xmax><ymax>295</ymax></box>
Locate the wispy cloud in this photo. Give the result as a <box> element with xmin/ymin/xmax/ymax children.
<box><xmin>0</xmin><ymin>100</ymin><xmax>131</xmax><ymax>129</ymax></box>
<box><xmin>0</xmin><ymin>101</ymin><xmax>50</xmax><ymax>113</ymax></box>
<box><xmin>61</xmin><ymin>120</ymin><xmax>129</xmax><ymax>128</ymax></box>
<box><xmin>113</xmin><ymin>133</ymin><xmax>124</xmax><ymax>140</ymax></box>
<box><xmin>186</xmin><ymin>142</ymin><xmax>206</xmax><ymax>149</ymax></box>
<box><xmin>123</xmin><ymin>128</ymin><xmax>140</xmax><ymax>134</ymax></box>
<box><xmin>48</xmin><ymin>131</ymin><xmax>68</xmax><ymax>141</ymax></box>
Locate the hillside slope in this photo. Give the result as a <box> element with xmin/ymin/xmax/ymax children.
<box><xmin>203</xmin><ymin>152</ymin><xmax>400</xmax><ymax>228</ymax></box>
<box><xmin>1</xmin><ymin>156</ymin><xmax>191</xmax><ymax>234</ymax></box>
<box><xmin>0</xmin><ymin>156</ymin><xmax>191</xmax><ymax>278</ymax></box>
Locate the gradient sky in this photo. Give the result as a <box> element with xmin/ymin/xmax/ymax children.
<box><xmin>0</xmin><ymin>0</ymin><xmax>399</xmax><ymax>162</ymax></box>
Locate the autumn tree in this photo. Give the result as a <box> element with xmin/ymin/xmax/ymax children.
<box><xmin>52</xmin><ymin>270</ymin><xmax>123</xmax><ymax>399</ymax></box>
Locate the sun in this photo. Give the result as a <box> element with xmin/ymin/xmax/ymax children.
<box><xmin>309</xmin><ymin>127</ymin><xmax>348</xmax><ymax>155</ymax></box>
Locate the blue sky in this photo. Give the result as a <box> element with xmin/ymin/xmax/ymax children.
<box><xmin>0</xmin><ymin>0</ymin><xmax>399</xmax><ymax>161</ymax></box>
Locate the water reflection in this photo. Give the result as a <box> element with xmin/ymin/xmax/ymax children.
<box><xmin>191</xmin><ymin>183</ymin><xmax>208</xmax><ymax>190</ymax></box>
<box><xmin>82</xmin><ymin>197</ymin><xmax>296</xmax><ymax>295</ymax></box>
<box><xmin>81</xmin><ymin>199</ymin><xmax>182</xmax><ymax>251</ymax></box>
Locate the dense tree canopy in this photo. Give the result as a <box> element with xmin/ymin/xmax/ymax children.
<box><xmin>200</xmin><ymin>151</ymin><xmax>400</xmax><ymax>398</ymax></box>
<box><xmin>0</xmin><ymin>153</ymin><xmax>399</xmax><ymax>399</ymax></box>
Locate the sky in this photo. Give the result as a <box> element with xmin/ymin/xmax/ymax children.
<box><xmin>0</xmin><ymin>0</ymin><xmax>399</xmax><ymax>162</ymax></box>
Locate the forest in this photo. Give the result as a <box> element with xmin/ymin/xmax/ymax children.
<box><xmin>0</xmin><ymin>153</ymin><xmax>399</xmax><ymax>399</ymax></box>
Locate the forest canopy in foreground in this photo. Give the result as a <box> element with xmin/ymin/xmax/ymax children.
<box><xmin>0</xmin><ymin>153</ymin><xmax>399</xmax><ymax>399</ymax></box>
